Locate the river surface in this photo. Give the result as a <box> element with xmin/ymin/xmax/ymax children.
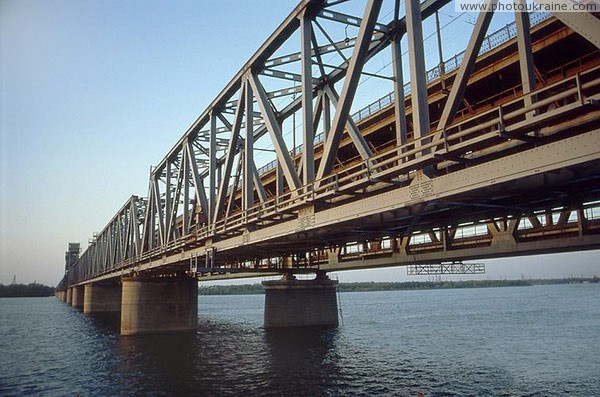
<box><xmin>1</xmin><ymin>284</ymin><xmax>599</xmax><ymax>396</ymax></box>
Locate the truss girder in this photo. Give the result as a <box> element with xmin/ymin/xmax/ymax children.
<box><xmin>62</xmin><ymin>0</ymin><xmax>600</xmax><ymax>288</ymax></box>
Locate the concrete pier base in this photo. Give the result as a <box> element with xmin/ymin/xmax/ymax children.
<box><xmin>84</xmin><ymin>283</ymin><xmax>122</xmax><ymax>314</ymax></box>
<box><xmin>71</xmin><ymin>286</ymin><xmax>84</xmax><ymax>310</ymax></box>
<box><xmin>262</xmin><ymin>274</ymin><xmax>339</xmax><ymax>328</ymax></box>
<box><xmin>55</xmin><ymin>290</ymin><xmax>66</xmax><ymax>302</ymax></box>
<box><xmin>120</xmin><ymin>275</ymin><xmax>198</xmax><ymax>335</ymax></box>
<box><xmin>66</xmin><ymin>288</ymin><xmax>73</xmax><ymax>305</ymax></box>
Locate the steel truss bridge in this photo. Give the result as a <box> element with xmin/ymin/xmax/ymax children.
<box><xmin>59</xmin><ymin>0</ymin><xmax>600</xmax><ymax>290</ymax></box>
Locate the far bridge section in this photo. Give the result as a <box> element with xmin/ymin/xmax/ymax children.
<box><xmin>57</xmin><ymin>0</ymin><xmax>600</xmax><ymax>334</ymax></box>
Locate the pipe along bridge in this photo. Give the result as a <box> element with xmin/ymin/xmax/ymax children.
<box><xmin>56</xmin><ymin>0</ymin><xmax>600</xmax><ymax>334</ymax></box>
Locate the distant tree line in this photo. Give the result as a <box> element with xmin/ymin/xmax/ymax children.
<box><xmin>198</xmin><ymin>278</ymin><xmax>596</xmax><ymax>296</ymax></box>
<box><xmin>199</xmin><ymin>284</ymin><xmax>264</xmax><ymax>295</ymax></box>
<box><xmin>0</xmin><ymin>283</ymin><xmax>55</xmax><ymax>298</ymax></box>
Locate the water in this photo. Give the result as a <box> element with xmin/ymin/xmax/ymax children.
<box><xmin>1</xmin><ymin>284</ymin><xmax>599</xmax><ymax>396</ymax></box>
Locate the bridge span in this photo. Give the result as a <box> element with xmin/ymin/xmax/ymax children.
<box><xmin>56</xmin><ymin>0</ymin><xmax>600</xmax><ymax>334</ymax></box>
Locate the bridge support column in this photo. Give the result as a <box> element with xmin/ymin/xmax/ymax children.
<box><xmin>66</xmin><ymin>288</ymin><xmax>73</xmax><ymax>305</ymax></box>
<box><xmin>120</xmin><ymin>275</ymin><xmax>198</xmax><ymax>336</ymax></box>
<box><xmin>84</xmin><ymin>282</ymin><xmax>121</xmax><ymax>314</ymax></box>
<box><xmin>71</xmin><ymin>286</ymin><xmax>84</xmax><ymax>310</ymax></box>
<box><xmin>262</xmin><ymin>273</ymin><xmax>339</xmax><ymax>328</ymax></box>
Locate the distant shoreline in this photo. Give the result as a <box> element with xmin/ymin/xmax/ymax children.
<box><xmin>198</xmin><ymin>278</ymin><xmax>597</xmax><ymax>295</ymax></box>
<box><xmin>0</xmin><ymin>283</ymin><xmax>55</xmax><ymax>298</ymax></box>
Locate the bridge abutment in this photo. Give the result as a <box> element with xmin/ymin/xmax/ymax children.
<box><xmin>120</xmin><ymin>275</ymin><xmax>198</xmax><ymax>335</ymax></box>
<box><xmin>262</xmin><ymin>273</ymin><xmax>339</xmax><ymax>328</ymax></box>
<box><xmin>84</xmin><ymin>282</ymin><xmax>121</xmax><ymax>314</ymax></box>
<box><xmin>71</xmin><ymin>286</ymin><xmax>84</xmax><ymax>310</ymax></box>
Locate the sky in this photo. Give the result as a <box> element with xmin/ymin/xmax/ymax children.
<box><xmin>1</xmin><ymin>0</ymin><xmax>598</xmax><ymax>287</ymax></box>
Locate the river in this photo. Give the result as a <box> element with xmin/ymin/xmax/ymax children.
<box><xmin>1</xmin><ymin>284</ymin><xmax>599</xmax><ymax>396</ymax></box>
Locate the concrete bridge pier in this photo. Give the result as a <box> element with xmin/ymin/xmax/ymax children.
<box><xmin>55</xmin><ymin>290</ymin><xmax>66</xmax><ymax>302</ymax></box>
<box><xmin>65</xmin><ymin>287</ymin><xmax>73</xmax><ymax>305</ymax></box>
<box><xmin>120</xmin><ymin>275</ymin><xmax>198</xmax><ymax>336</ymax></box>
<box><xmin>262</xmin><ymin>272</ymin><xmax>339</xmax><ymax>328</ymax></box>
<box><xmin>71</xmin><ymin>286</ymin><xmax>84</xmax><ymax>310</ymax></box>
<box><xmin>83</xmin><ymin>282</ymin><xmax>122</xmax><ymax>314</ymax></box>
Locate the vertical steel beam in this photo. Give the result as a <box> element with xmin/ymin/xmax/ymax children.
<box><xmin>243</xmin><ymin>78</ymin><xmax>254</xmax><ymax>211</ymax></box>
<box><xmin>152</xmin><ymin>175</ymin><xmax>165</xmax><ymax>245</ymax></box>
<box><xmin>209</xmin><ymin>112</ymin><xmax>217</xmax><ymax>222</ymax></box>
<box><xmin>167</xmin><ymin>155</ymin><xmax>184</xmax><ymax>240</ymax></box>
<box><xmin>214</xmin><ymin>83</ymin><xmax>245</xmax><ymax>223</ymax></box>
<box><xmin>226</xmin><ymin>155</ymin><xmax>243</xmax><ymax>218</ymax></box>
<box><xmin>165</xmin><ymin>162</ymin><xmax>172</xmax><ymax>240</ymax></box>
<box><xmin>248</xmin><ymin>73</ymin><xmax>301</xmax><ymax>191</ymax></box>
<box><xmin>437</xmin><ymin>1</ymin><xmax>496</xmax><ymax>132</ymax></box>
<box><xmin>182</xmin><ymin>150</ymin><xmax>190</xmax><ymax>233</ymax></box>
<box><xmin>514</xmin><ymin>3</ymin><xmax>536</xmax><ymax>116</ymax></box>
<box><xmin>316</xmin><ymin>0</ymin><xmax>382</xmax><ymax>181</ymax></box>
<box><xmin>300</xmin><ymin>11</ymin><xmax>314</xmax><ymax>186</ymax></box>
<box><xmin>322</xmin><ymin>91</ymin><xmax>331</xmax><ymax>140</ymax></box>
<box><xmin>391</xmin><ymin>34</ymin><xmax>408</xmax><ymax>146</ymax></box>
<box><xmin>185</xmin><ymin>139</ymin><xmax>209</xmax><ymax>224</ymax></box>
<box><xmin>406</xmin><ymin>0</ymin><xmax>430</xmax><ymax>145</ymax></box>
<box><xmin>276</xmin><ymin>120</ymin><xmax>285</xmax><ymax>200</ymax></box>
<box><xmin>142</xmin><ymin>180</ymin><xmax>155</xmax><ymax>252</ymax></box>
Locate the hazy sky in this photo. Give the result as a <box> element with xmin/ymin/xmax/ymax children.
<box><xmin>1</xmin><ymin>0</ymin><xmax>598</xmax><ymax>286</ymax></box>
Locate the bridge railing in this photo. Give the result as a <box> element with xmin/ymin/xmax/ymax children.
<box><xmin>351</xmin><ymin>11</ymin><xmax>551</xmax><ymax>123</ymax></box>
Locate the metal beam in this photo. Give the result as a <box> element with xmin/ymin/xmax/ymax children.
<box><xmin>437</xmin><ymin>0</ymin><xmax>497</xmax><ymax>132</ymax></box>
<box><xmin>317</xmin><ymin>8</ymin><xmax>389</xmax><ymax>33</ymax></box>
<box><xmin>406</xmin><ymin>0</ymin><xmax>431</xmax><ymax>144</ymax></box>
<box><xmin>243</xmin><ymin>78</ymin><xmax>254</xmax><ymax>211</ymax></box>
<box><xmin>316</xmin><ymin>0</ymin><xmax>382</xmax><ymax>181</ymax></box>
<box><xmin>214</xmin><ymin>83</ymin><xmax>245</xmax><ymax>223</ymax></box>
<box><xmin>185</xmin><ymin>138</ymin><xmax>209</xmax><ymax>224</ymax></box>
<box><xmin>391</xmin><ymin>34</ymin><xmax>407</xmax><ymax>146</ymax></box>
<box><xmin>301</xmin><ymin>11</ymin><xmax>315</xmax><ymax>186</ymax></box>
<box><xmin>152</xmin><ymin>176</ymin><xmax>165</xmax><ymax>246</ymax></box>
<box><xmin>209</xmin><ymin>112</ymin><xmax>217</xmax><ymax>222</ymax></box>
<box><xmin>248</xmin><ymin>73</ymin><xmax>301</xmax><ymax>191</ymax></box>
<box><xmin>226</xmin><ymin>156</ymin><xmax>243</xmax><ymax>219</ymax></box>
<box><xmin>182</xmin><ymin>147</ymin><xmax>190</xmax><ymax>233</ymax></box>
<box><xmin>514</xmin><ymin>3</ymin><xmax>536</xmax><ymax>117</ymax></box>
<box><xmin>252</xmin><ymin>162</ymin><xmax>268</xmax><ymax>203</ymax></box>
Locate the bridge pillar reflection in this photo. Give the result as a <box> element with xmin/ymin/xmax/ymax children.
<box><xmin>262</xmin><ymin>273</ymin><xmax>339</xmax><ymax>328</ymax></box>
<box><xmin>120</xmin><ymin>275</ymin><xmax>198</xmax><ymax>335</ymax></box>
<box><xmin>83</xmin><ymin>282</ymin><xmax>121</xmax><ymax>314</ymax></box>
<box><xmin>71</xmin><ymin>286</ymin><xmax>84</xmax><ymax>310</ymax></box>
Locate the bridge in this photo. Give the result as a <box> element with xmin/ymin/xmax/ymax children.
<box><xmin>56</xmin><ymin>0</ymin><xmax>600</xmax><ymax>335</ymax></box>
